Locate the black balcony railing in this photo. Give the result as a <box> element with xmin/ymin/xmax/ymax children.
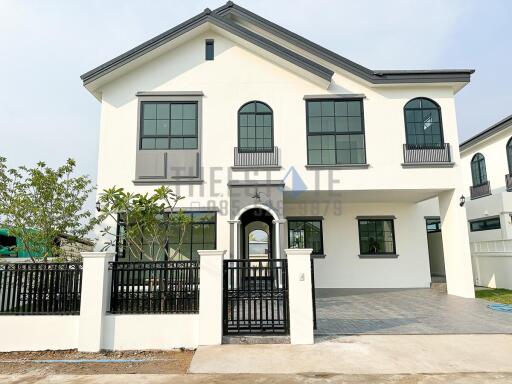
<box><xmin>470</xmin><ymin>181</ymin><xmax>491</xmax><ymax>200</ymax></box>
<box><xmin>234</xmin><ymin>146</ymin><xmax>279</xmax><ymax>168</ymax></box>
<box><xmin>506</xmin><ymin>174</ymin><xmax>512</xmax><ymax>192</ymax></box>
<box><xmin>403</xmin><ymin>143</ymin><xmax>451</xmax><ymax>164</ymax></box>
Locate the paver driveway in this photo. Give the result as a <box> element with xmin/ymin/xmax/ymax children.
<box><xmin>314</xmin><ymin>288</ymin><xmax>512</xmax><ymax>335</ymax></box>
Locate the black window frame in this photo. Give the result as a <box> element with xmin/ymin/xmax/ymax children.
<box><xmin>507</xmin><ymin>137</ymin><xmax>512</xmax><ymax>175</ymax></box>
<box><xmin>205</xmin><ymin>39</ymin><xmax>214</xmax><ymax>60</ymax></box>
<box><xmin>287</xmin><ymin>218</ymin><xmax>324</xmax><ymax>255</ymax></box>
<box><xmin>139</xmin><ymin>101</ymin><xmax>198</xmax><ymax>150</ymax></box>
<box><xmin>426</xmin><ymin>217</ymin><xmax>441</xmax><ymax>233</ymax></box>
<box><xmin>403</xmin><ymin>97</ymin><xmax>444</xmax><ymax>149</ymax></box>
<box><xmin>306</xmin><ymin>98</ymin><xmax>366</xmax><ymax>165</ymax></box>
<box><xmin>115</xmin><ymin>211</ymin><xmax>217</xmax><ymax>261</ymax></box>
<box><xmin>471</xmin><ymin>153</ymin><xmax>488</xmax><ymax>187</ymax></box>
<box><xmin>237</xmin><ymin>101</ymin><xmax>274</xmax><ymax>153</ymax></box>
<box><xmin>358</xmin><ymin>218</ymin><xmax>397</xmax><ymax>256</ymax></box>
<box><xmin>469</xmin><ymin>216</ymin><xmax>501</xmax><ymax>232</ymax></box>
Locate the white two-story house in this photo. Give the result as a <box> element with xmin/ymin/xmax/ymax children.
<box><xmin>460</xmin><ymin>115</ymin><xmax>512</xmax><ymax>289</ymax></box>
<box><xmin>82</xmin><ymin>2</ymin><xmax>475</xmax><ymax>298</ymax></box>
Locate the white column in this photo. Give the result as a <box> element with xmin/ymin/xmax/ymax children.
<box><xmin>285</xmin><ymin>248</ymin><xmax>314</xmax><ymax>345</ymax></box>
<box><xmin>228</xmin><ymin>220</ymin><xmax>240</xmax><ymax>259</ymax></box>
<box><xmin>198</xmin><ymin>249</ymin><xmax>226</xmax><ymax>345</ymax></box>
<box><xmin>78</xmin><ymin>252</ymin><xmax>115</xmax><ymax>352</ymax></box>
<box><xmin>438</xmin><ymin>189</ymin><xmax>475</xmax><ymax>298</ymax></box>
<box><xmin>273</xmin><ymin>219</ymin><xmax>286</xmax><ymax>259</ymax></box>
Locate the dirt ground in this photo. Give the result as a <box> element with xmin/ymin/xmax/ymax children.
<box><xmin>0</xmin><ymin>349</ymin><xmax>194</xmax><ymax>375</ymax></box>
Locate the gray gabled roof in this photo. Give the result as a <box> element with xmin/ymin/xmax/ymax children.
<box><xmin>81</xmin><ymin>1</ymin><xmax>474</xmax><ymax>87</ymax></box>
<box><xmin>215</xmin><ymin>2</ymin><xmax>474</xmax><ymax>84</ymax></box>
<box><xmin>80</xmin><ymin>8</ymin><xmax>333</xmax><ymax>86</ymax></box>
<box><xmin>460</xmin><ymin>114</ymin><xmax>512</xmax><ymax>151</ymax></box>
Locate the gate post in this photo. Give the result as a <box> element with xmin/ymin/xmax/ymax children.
<box><xmin>285</xmin><ymin>248</ymin><xmax>314</xmax><ymax>344</ymax></box>
<box><xmin>78</xmin><ymin>252</ymin><xmax>114</xmax><ymax>352</ymax></box>
<box><xmin>198</xmin><ymin>249</ymin><xmax>226</xmax><ymax>345</ymax></box>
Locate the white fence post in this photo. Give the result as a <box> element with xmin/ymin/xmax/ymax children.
<box><xmin>198</xmin><ymin>249</ymin><xmax>226</xmax><ymax>345</ymax></box>
<box><xmin>285</xmin><ymin>248</ymin><xmax>314</xmax><ymax>345</ymax></box>
<box><xmin>78</xmin><ymin>252</ymin><xmax>115</xmax><ymax>352</ymax></box>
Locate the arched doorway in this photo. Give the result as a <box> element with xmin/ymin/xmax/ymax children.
<box><xmin>239</xmin><ymin>208</ymin><xmax>274</xmax><ymax>260</ymax></box>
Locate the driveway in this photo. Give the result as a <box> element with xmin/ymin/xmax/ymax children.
<box><xmin>315</xmin><ymin>288</ymin><xmax>512</xmax><ymax>335</ymax></box>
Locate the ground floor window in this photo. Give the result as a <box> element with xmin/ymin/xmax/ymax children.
<box><xmin>426</xmin><ymin>217</ymin><xmax>441</xmax><ymax>233</ymax></box>
<box><xmin>287</xmin><ymin>218</ymin><xmax>323</xmax><ymax>255</ymax></box>
<box><xmin>358</xmin><ymin>218</ymin><xmax>396</xmax><ymax>255</ymax></box>
<box><xmin>116</xmin><ymin>211</ymin><xmax>216</xmax><ymax>261</ymax></box>
<box><xmin>469</xmin><ymin>216</ymin><xmax>501</xmax><ymax>232</ymax></box>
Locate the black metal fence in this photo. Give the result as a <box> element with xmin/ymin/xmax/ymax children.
<box><xmin>0</xmin><ymin>262</ymin><xmax>83</xmax><ymax>315</ymax></box>
<box><xmin>223</xmin><ymin>259</ymin><xmax>289</xmax><ymax>335</ymax></box>
<box><xmin>234</xmin><ymin>146</ymin><xmax>279</xmax><ymax>167</ymax></box>
<box><xmin>403</xmin><ymin>143</ymin><xmax>451</xmax><ymax>164</ymax></box>
<box><xmin>109</xmin><ymin>261</ymin><xmax>200</xmax><ymax>314</ymax></box>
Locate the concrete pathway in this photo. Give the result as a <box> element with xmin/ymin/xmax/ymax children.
<box><xmin>190</xmin><ymin>334</ymin><xmax>512</xmax><ymax>374</ymax></box>
<box><xmin>1</xmin><ymin>373</ymin><xmax>512</xmax><ymax>383</ymax></box>
<box><xmin>315</xmin><ymin>289</ymin><xmax>512</xmax><ymax>335</ymax></box>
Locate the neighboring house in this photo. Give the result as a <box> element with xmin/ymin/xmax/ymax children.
<box><xmin>82</xmin><ymin>2</ymin><xmax>475</xmax><ymax>298</ymax></box>
<box><xmin>0</xmin><ymin>228</ymin><xmax>93</xmax><ymax>260</ymax></box>
<box><xmin>460</xmin><ymin>115</ymin><xmax>512</xmax><ymax>289</ymax></box>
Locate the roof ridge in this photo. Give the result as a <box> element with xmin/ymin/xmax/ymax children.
<box><xmin>214</xmin><ymin>1</ymin><xmax>474</xmax><ymax>84</ymax></box>
<box><xmin>460</xmin><ymin>114</ymin><xmax>512</xmax><ymax>150</ymax></box>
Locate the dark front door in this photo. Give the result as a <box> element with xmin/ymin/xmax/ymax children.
<box><xmin>240</xmin><ymin>208</ymin><xmax>273</xmax><ymax>261</ymax></box>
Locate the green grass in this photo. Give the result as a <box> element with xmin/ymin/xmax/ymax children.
<box><xmin>475</xmin><ymin>288</ymin><xmax>512</xmax><ymax>305</ymax></box>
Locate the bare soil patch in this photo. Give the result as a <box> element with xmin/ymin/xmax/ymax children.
<box><xmin>0</xmin><ymin>349</ymin><xmax>194</xmax><ymax>375</ymax></box>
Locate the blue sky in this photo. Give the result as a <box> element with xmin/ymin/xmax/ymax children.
<box><xmin>1</xmin><ymin>0</ymin><xmax>511</xmax><ymax>187</ymax></box>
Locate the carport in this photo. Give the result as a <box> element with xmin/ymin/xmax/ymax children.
<box><xmin>314</xmin><ymin>288</ymin><xmax>512</xmax><ymax>335</ymax></box>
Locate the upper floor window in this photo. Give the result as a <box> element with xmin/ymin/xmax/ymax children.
<box><xmin>306</xmin><ymin>99</ymin><xmax>365</xmax><ymax>165</ymax></box>
<box><xmin>140</xmin><ymin>101</ymin><xmax>198</xmax><ymax>150</ymax></box>
<box><xmin>404</xmin><ymin>98</ymin><xmax>443</xmax><ymax>148</ymax></box>
<box><xmin>238</xmin><ymin>101</ymin><xmax>273</xmax><ymax>152</ymax></box>
<box><xmin>471</xmin><ymin>153</ymin><xmax>487</xmax><ymax>186</ymax></box>
<box><xmin>507</xmin><ymin>138</ymin><xmax>512</xmax><ymax>175</ymax></box>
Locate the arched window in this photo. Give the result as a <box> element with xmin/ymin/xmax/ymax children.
<box><xmin>471</xmin><ymin>153</ymin><xmax>487</xmax><ymax>186</ymax></box>
<box><xmin>507</xmin><ymin>138</ymin><xmax>512</xmax><ymax>175</ymax></box>
<box><xmin>238</xmin><ymin>101</ymin><xmax>273</xmax><ymax>152</ymax></box>
<box><xmin>404</xmin><ymin>98</ymin><xmax>443</xmax><ymax>148</ymax></box>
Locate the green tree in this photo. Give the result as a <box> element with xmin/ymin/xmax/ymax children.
<box><xmin>0</xmin><ymin>157</ymin><xmax>94</xmax><ymax>262</ymax></box>
<box><xmin>95</xmin><ymin>186</ymin><xmax>191</xmax><ymax>261</ymax></box>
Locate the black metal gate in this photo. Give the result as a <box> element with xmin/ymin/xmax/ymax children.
<box><xmin>223</xmin><ymin>259</ymin><xmax>289</xmax><ymax>335</ymax></box>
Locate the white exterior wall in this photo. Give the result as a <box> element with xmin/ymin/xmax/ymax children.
<box><xmin>285</xmin><ymin>202</ymin><xmax>431</xmax><ymax>288</ymax></box>
<box><xmin>92</xmin><ymin>25</ymin><xmax>472</xmax><ymax>293</ymax></box>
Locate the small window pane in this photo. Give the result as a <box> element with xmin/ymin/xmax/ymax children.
<box><xmin>256</xmin><ymin>103</ymin><xmax>271</xmax><ymax>113</ymax></box>
<box><xmin>155</xmin><ymin>138</ymin><xmax>168</xmax><ymax>149</ymax></box>
<box><xmin>240</xmin><ymin>102</ymin><xmax>255</xmax><ymax>113</ymax></box>
<box><xmin>335</xmin><ymin>102</ymin><xmax>348</xmax><ymax>116</ymax></box>
<box><xmin>308</xmin><ymin>136</ymin><xmax>321</xmax><ymax>150</ymax></box>
<box><xmin>183</xmin><ymin>104</ymin><xmax>196</xmax><ymax>119</ymax></box>
<box><xmin>321</xmin><ymin>101</ymin><xmax>334</xmax><ymax>116</ymax></box>
<box><xmin>322</xmin><ymin>117</ymin><xmax>335</xmax><ymax>132</ymax></box>
<box><xmin>348</xmin><ymin>117</ymin><xmax>362</xmax><ymax>132</ymax></box>
<box><xmin>335</xmin><ymin>117</ymin><xmax>348</xmax><ymax>132</ymax></box>
<box><xmin>156</xmin><ymin>120</ymin><xmax>170</xmax><ymax>135</ymax></box>
<box><xmin>309</xmin><ymin>117</ymin><xmax>322</xmax><ymax>132</ymax></box>
<box><xmin>309</xmin><ymin>150</ymin><xmax>322</xmax><ymax>164</ymax></box>
<box><xmin>143</xmin><ymin>120</ymin><xmax>156</xmax><ymax>135</ymax></box>
<box><xmin>157</xmin><ymin>104</ymin><xmax>170</xmax><ymax>119</ymax></box>
<box><xmin>141</xmin><ymin>138</ymin><xmax>155</xmax><ymax>149</ymax></box>
<box><xmin>143</xmin><ymin>103</ymin><xmax>157</xmax><ymax>119</ymax></box>
<box><xmin>183</xmin><ymin>138</ymin><xmax>197</xmax><ymax>149</ymax></box>
<box><xmin>347</xmin><ymin>101</ymin><xmax>361</xmax><ymax>116</ymax></box>
<box><xmin>321</xmin><ymin>150</ymin><xmax>335</xmax><ymax>164</ymax></box>
<box><xmin>183</xmin><ymin>120</ymin><xmax>196</xmax><ymax>135</ymax></box>
<box><xmin>171</xmin><ymin>120</ymin><xmax>183</xmax><ymax>135</ymax></box>
<box><xmin>308</xmin><ymin>102</ymin><xmax>322</xmax><ymax>117</ymax></box>
<box><xmin>171</xmin><ymin>138</ymin><xmax>184</xmax><ymax>149</ymax></box>
<box><xmin>171</xmin><ymin>104</ymin><xmax>183</xmax><ymax>119</ymax></box>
